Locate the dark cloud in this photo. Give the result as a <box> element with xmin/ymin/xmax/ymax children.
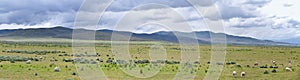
<box><xmin>228</xmin><ymin>16</ymin><xmax>300</xmax><ymax>30</ymax></box>
<box><xmin>2</xmin><ymin>0</ymin><xmax>268</xmax><ymax>26</ymax></box>
<box><xmin>273</xmin><ymin>19</ymin><xmax>300</xmax><ymax>29</ymax></box>
<box><xmin>0</xmin><ymin>0</ymin><xmax>83</xmax><ymax>25</ymax></box>
<box><xmin>0</xmin><ymin>0</ymin><xmax>299</xmax><ymax>31</ymax></box>
<box><xmin>215</xmin><ymin>0</ymin><xmax>271</xmax><ymax>20</ymax></box>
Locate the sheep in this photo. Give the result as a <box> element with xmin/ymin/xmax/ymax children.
<box><xmin>39</xmin><ymin>56</ymin><xmax>43</xmax><ymax>60</ymax></box>
<box><xmin>26</xmin><ymin>60</ymin><xmax>31</xmax><ymax>64</ymax></box>
<box><xmin>285</xmin><ymin>67</ymin><xmax>292</xmax><ymax>71</ymax></box>
<box><xmin>241</xmin><ymin>72</ymin><xmax>246</xmax><ymax>77</ymax></box>
<box><xmin>232</xmin><ymin>71</ymin><xmax>237</xmax><ymax>78</ymax></box>
<box><xmin>54</xmin><ymin>66</ymin><xmax>60</xmax><ymax>72</ymax></box>
<box><xmin>272</xmin><ymin>60</ymin><xmax>276</xmax><ymax>64</ymax></box>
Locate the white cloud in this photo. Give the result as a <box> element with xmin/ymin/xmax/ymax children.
<box><xmin>99</xmin><ymin>6</ymin><xmax>207</xmax><ymax>33</ymax></box>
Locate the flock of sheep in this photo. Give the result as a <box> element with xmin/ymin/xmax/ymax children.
<box><xmin>232</xmin><ymin>71</ymin><xmax>245</xmax><ymax>78</ymax></box>
<box><xmin>232</xmin><ymin>60</ymin><xmax>294</xmax><ymax>78</ymax></box>
<box><xmin>24</xmin><ymin>56</ymin><xmax>295</xmax><ymax>77</ymax></box>
<box><xmin>25</xmin><ymin>56</ymin><xmax>61</xmax><ymax>72</ymax></box>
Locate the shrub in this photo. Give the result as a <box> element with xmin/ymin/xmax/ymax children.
<box><xmin>260</xmin><ymin>65</ymin><xmax>268</xmax><ymax>68</ymax></box>
<box><xmin>194</xmin><ymin>61</ymin><xmax>200</xmax><ymax>64</ymax></box>
<box><xmin>216</xmin><ymin>62</ymin><xmax>223</xmax><ymax>65</ymax></box>
<box><xmin>10</xmin><ymin>60</ymin><xmax>15</xmax><ymax>63</ymax></box>
<box><xmin>72</xmin><ymin>72</ymin><xmax>77</xmax><ymax>75</ymax></box>
<box><xmin>230</xmin><ymin>62</ymin><xmax>236</xmax><ymax>64</ymax></box>
<box><xmin>246</xmin><ymin>65</ymin><xmax>250</xmax><ymax>67</ymax></box>
<box><xmin>226</xmin><ymin>62</ymin><xmax>231</xmax><ymax>65</ymax></box>
<box><xmin>271</xmin><ymin>69</ymin><xmax>277</xmax><ymax>73</ymax></box>
<box><xmin>236</xmin><ymin>64</ymin><xmax>242</xmax><ymax>67</ymax></box>
<box><xmin>140</xmin><ymin>69</ymin><xmax>143</xmax><ymax>74</ymax></box>
<box><xmin>263</xmin><ymin>70</ymin><xmax>269</xmax><ymax>74</ymax></box>
<box><xmin>207</xmin><ymin>62</ymin><xmax>210</xmax><ymax>64</ymax></box>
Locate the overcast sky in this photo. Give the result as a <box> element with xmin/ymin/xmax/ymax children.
<box><xmin>0</xmin><ymin>0</ymin><xmax>299</xmax><ymax>43</ymax></box>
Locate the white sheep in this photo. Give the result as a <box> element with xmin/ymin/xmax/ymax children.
<box><xmin>39</xmin><ymin>56</ymin><xmax>43</xmax><ymax>59</ymax></box>
<box><xmin>285</xmin><ymin>67</ymin><xmax>292</xmax><ymax>71</ymax></box>
<box><xmin>26</xmin><ymin>60</ymin><xmax>31</xmax><ymax>64</ymax></box>
<box><xmin>241</xmin><ymin>72</ymin><xmax>246</xmax><ymax>77</ymax></box>
<box><xmin>54</xmin><ymin>66</ymin><xmax>60</xmax><ymax>72</ymax></box>
<box><xmin>232</xmin><ymin>71</ymin><xmax>237</xmax><ymax>78</ymax></box>
<box><xmin>272</xmin><ymin>60</ymin><xmax>276</xmax><ymax>64</ymax></box>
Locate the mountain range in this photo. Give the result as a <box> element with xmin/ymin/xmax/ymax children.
<box><xmin>0</xmin><ymin>27</ymin><xmax>293</xmax><ymax>46</ymax></box>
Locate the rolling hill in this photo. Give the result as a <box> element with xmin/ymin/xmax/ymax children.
<box><xmin>0</xmin><ymin>27</ymin><xmax>292</xmax><ymax>46</ymax></box>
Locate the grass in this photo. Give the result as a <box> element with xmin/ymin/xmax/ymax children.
<box><xmin>0</xmin><ymin>38</ymin><xmax>299</xmax><ymax>80</ymax></box>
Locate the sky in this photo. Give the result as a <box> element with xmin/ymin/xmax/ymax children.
<box><xmin>0</xmin><ymin>0</ymin><xmax>299</xmax><ymax>43</ymax></box>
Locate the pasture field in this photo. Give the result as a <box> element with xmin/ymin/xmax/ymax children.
<box><xmin>0</xmin><ymin>39</ymin><xmax>299</xmax><ymax>80</ymax></box>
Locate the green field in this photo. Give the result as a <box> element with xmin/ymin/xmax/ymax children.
<box><xmin>0</xmin><ymin>39</ymin><xmax>299</xmax><ymax>80</ymax></box>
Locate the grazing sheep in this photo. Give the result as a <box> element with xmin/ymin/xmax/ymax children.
<box><xmin>26</xmin><ymin>60</ymin><xmax>31</xmax><ymax>64</ymax></box>
<box><xmin>241</xmin><ymin>72</ymin><xmax>246</xmax><ymax>77</ymax></box>
<box><xmin>54</xmin><ymin>66</ymin><xmax>60</xmax><ymax>72</ymax></box>
<box><xmin>285</xmin><ymin>67</ymin><xmax>292</xmax><ymax>71</ymax></box>
<box><xmin>232</xmin><ymin>71</ymin><xmax>237</xmax><ymax>78</ymax></box>
<box><xmin>272</xmin><ymin>60</ymin><xmax>276</xmax><ymax>64</ymax></box>
<box><xmin>39</xmin><ymin>56</ymin><xmax>43</xmax><ymax>61</ymax></box>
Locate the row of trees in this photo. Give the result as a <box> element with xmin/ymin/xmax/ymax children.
<box><xmin>0</xmin><ymin>56</ymin><xmax>34</xmax><ymax>62</ymax></box>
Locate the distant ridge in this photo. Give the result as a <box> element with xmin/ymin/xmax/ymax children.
<box><xmin>0</xmin><ymin>26</ymin><xmax>293</xmax><ymax>46</ymax></box>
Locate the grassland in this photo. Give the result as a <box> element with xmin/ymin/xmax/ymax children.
<box><xmin>0</xmin><ymin>39</ymin><xmax>299</xmax><ymax>80</ymax></box>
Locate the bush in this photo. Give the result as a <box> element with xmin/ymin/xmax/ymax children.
<box><xmin>236</xmin><ymin>64</ymin><xmax>242</xmax><ymax>67</ymax></box>
<box><xmin>140</xmin><ymin>69</ymin><xmax>143</xmax><ymax>74</ymax></box>
<box><xmin>72</xmin><ymin>72</ymin><xmax>77</xmax><ymax>75</ymax></box>
<box><xmin>246</xmin><ymin>65</ymin><xmax>250</xmax><ymax>67</ymax></box>
<box><xmin>230</xmin><ymin>62</ymin><xmax>236</xmax><ymax>64</ymax></box>
<box><xmin>264</xmin><ymin>70</ymin><xmax>269</xmax><ymax>74</ymax></box>
<box><xmin>226</xmin><ymin>62</ymin><xmax>231</xmax><ymax>65</ymax></box>
<box><xmin>10</xmin><ymin>60</ymin><xmax>15</xmax><ymax>63</ymax></box>
<box><xmin>271</xmin><ymin>69</ymin><xmax>277</xmax><ymax>73</ymax></box>
<box><xmin>194</xmin><ymin>61</ymin><xmax>200</xmax><ymax>64</ymax></box>
<box><xmin>216</xmin><ymin>62</ymin><xmax>223</xmax><ymax>65</ymax></box>
<box><xmin>260</xmin><ymin>65</ymin><xmax>268</xmax><ymax>68</ymax></box>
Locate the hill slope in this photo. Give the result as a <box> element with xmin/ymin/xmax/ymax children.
<box><xmin>0</xmin><ymin>27</ymin><xmax>292</xmax><ymax>46</ymax></box>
